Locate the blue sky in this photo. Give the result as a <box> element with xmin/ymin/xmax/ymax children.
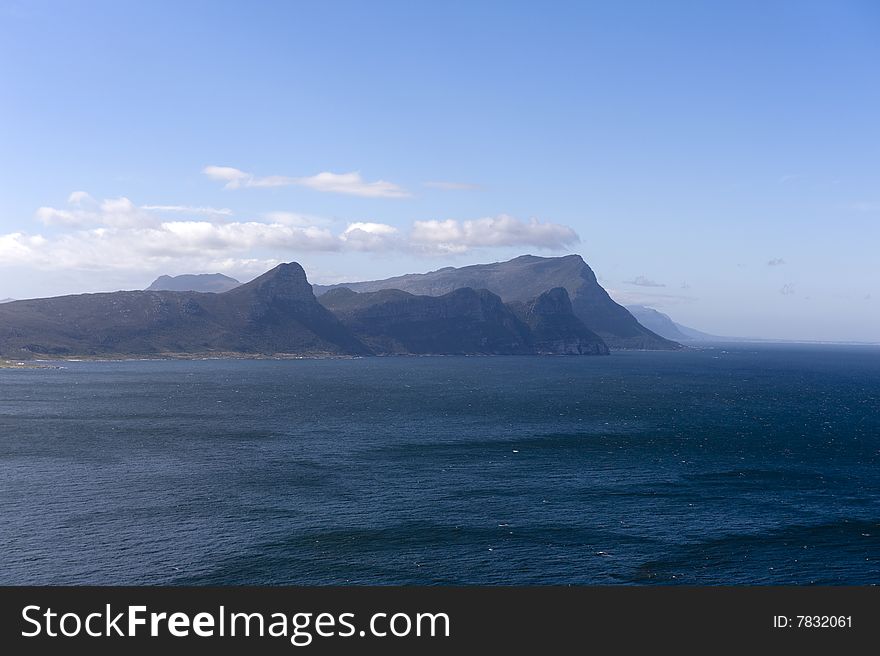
<box><xmin>1</xmin><ymin>0</ymin><xmax>878</xmax><ymax>340</ymax></box>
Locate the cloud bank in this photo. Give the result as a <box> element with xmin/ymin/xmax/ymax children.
<box><xmin>3</xmin><ymin>194</ymin><xmax>337</xmax><ymax>275</ymax></box>
<box><xmin>1</xmin><ymin>194</ymin><xmax>580</xmax><ymax>277</ymax></box>
<box><xmin>411</xmin><ymin>215</ymin><xmax>578</xmax><ymax>254</ymax></box>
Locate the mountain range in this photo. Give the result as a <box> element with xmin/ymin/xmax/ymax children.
<box><xmin>314</xmin><ymin>255</ymin><xmax>678</xmax><ymax>350</ymax></box>
<box><xmin>0</xmin><ymin>264</ymin><xmax>367</xmax><ymax>358</ymax></box>
<box><xmin>319</xmin><ymin>285</ymin><xmax>608</xmax><ymax>355</ymax></box>
<box><xmin>0</xmin><ymin>255</ymin><xmax>683</xmax><ymax>359</ymax></box>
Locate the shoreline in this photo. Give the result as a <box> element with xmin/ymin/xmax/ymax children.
<box><xmin>0</xmin><ymin>360</ymin><xmax>62</xmax><ymax>369</ymax></box>
<box><xmin>2</xmin><ymin>341</ymin><xmax>878</xmax><ymax>367</ymax></box>
<box><xmin>20</xmin><ymin>352</ymin><xmax>609</xmax><ymax>364</ymax></box>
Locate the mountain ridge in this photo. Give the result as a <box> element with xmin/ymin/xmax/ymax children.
<box><xmin>146</xmin><ymin>273</ymin><xmax>241</xmax><ymax>293</ymax></box>
<box><xmin>0</xmin><ymin>263</ymin><xmax>368</xmax><ymax>358</ymax></box>
<box><xmin>320</xmin><ymin>285</ymin><xmax>608</xmax><ymax>355</ymax></box>
<box><xmin>314</xmin><ymin>254</ymin><xmax>679</xmax><ymax>349</ymax></box>
<box><xmin>0</xmin><ymin>261</ymin><xmax>612</xmax><ymax>359</ymax></box>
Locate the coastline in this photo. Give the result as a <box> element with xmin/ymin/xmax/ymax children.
<box><xmin>0</xmin><ymin>360</ymin><xmax>61</xmax><ymax>369</ymax></box>
<box><xmin>2</xmin><ymin>351</ymin><xmax>615</xmax><ymax>364</ymax></box>
<box><xmin>5</xmin><ymin>341</ymin><xmax>878</xmax><ymax>367</ymax></box>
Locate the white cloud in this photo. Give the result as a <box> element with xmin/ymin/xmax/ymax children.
<box><xmin>410</xmin><ymin>214</ymin><xmax>579</xmax><ymax>253</ymax></box>
<box><xmin>34</xmin><ymin>206</ymin><xmax>86</xmax><ymax>227</ymax></box>
<box><xmin>344</xmin><ymin>222</ymin><xmax>398</xmax><ymax>236</ymax></box>
<box><xmin>149</xmin><ymin>221</ymin><xmax>340</xmax><ymax>255</ymax></box>
<box><xmin>0</xmin><ymin>232</ymin><xmax>48</xmax><ymax>262</ymax></box>
<box><xmin>202</xmin><ymin>165</ymin><xmax>410</xmax><ymax>198</ymax></box>
<box><xmin>67</xmin><ymin>191</ymin><xmax>94</xmax><ymax>206</ymax></box>
<box><xmin>297</xmin><ymin>172</ymin><xmax>409</xmax><ymax>198</ymax></box>
<box><xmin>0</xmin><ymin>221</ymin><xmax>340</xmax><ymax>272</ymax></box>
<box><xmin>340</xmin><ymin>222</ymin><xmax>400</xmax><ymax>251</ymax></box>
<box><xmin>202</xmin><ymin>165</ymin><xmax>253</xmax><ymax>190</ymax></box>
<box><xmin>36</xmin><ymin>196</ymin><xmax>234</xmax><ymax>229</ymax></box>
<box><xmin>6</xmin><ymin>194</ymin><xmax>344</xmax><ymax>275</ymax></box>
<box><xmin>5</xmin><ymin>194</ymin><xmax>583</xmax><ymax>285</ymax></box>
<box><xmin>36</xmin><ymin>196</ymin><xmax>155</xmax><ymax>228</ymax></box>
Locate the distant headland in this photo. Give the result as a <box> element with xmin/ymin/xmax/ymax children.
<box><xmin>0</xmin><ymin>255</ymin><xmax>681</xmax><ymax>360</ymax></box>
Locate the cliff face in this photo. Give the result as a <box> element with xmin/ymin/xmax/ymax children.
<box><xmin>320</xmin><ymin>287</ymin><xmax>533</xmax><ymax>355</ymax></box>
<box><xmin>509</xmin><ymin>287</ymin><xmax>609</xmax><ymax>355</ymax></box>
<box><xmin>217</xmin><ymin>263</ymin><xmax>371</xmax><ymax>355</ymax></box>
<box><xmin>314</xmin><ymin>254</ymin><xmax>680</xmax><ymax>350</ymax></box>
<box><xmin>320</xmin><ymin>286</ymin><xmax>608</xmax><ymax>356</ymax></box>
<box><xmin>0</xmin><ymin>263</ymin><xmax>369</xmax><ymax>358</ymax></box>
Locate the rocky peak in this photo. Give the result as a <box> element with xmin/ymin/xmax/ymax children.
<box><xmin>527</xmin><ymin>287</ymin><xmax>574</xmax><ymax>316</ymax></box>
<box><xmin>229</xmin><ymin>262</ymin><xmax>314</xmax><ymax>302</ymax></box>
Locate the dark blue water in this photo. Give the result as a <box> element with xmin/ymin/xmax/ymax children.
<box><xmin>1</xmin><ymin>344</ymin><xmax>878</xmax><ymax>585</ymax></box>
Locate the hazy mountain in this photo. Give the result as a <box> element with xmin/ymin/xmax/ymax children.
<box><xmin>0</xmin><ymin>298</ymin><xmax>14</xmax><ymax>304</ymax></box>
<box><xmin>320</xmin><ymin>286</ymin><xmax>608</xmax><ymax>355</ymax></box>
<box><xmin>625</xmin><ymin>305</ymin><xmax>719</xmax><ymax>342</ymax></box>
<box><xmin>146</xmin><ymin>273</ymin><xmax>241</xmax><ymax>293</ymax></box>
<box><xmin>0</xmin><ymin>263</ymin><xmax>368</xmax><ymax>358</ymax></box>
<box><xmin>314</xmin><ymin>255</ymin><xmax>679</xmax><ymax>350</ymax></box>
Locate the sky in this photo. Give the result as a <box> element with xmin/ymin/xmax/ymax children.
<box><xmin>0</xmin><ymin>0</ymin><xmax>878</xmax><ymax>341</ymax></box>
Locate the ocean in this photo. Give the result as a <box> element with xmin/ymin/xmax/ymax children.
<box><xmin>1</xmin><ymin>343</ymin><xmax>878</xmax><ymax>585</ymax></box>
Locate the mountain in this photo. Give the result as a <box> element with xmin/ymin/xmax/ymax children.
<box><xmin>146</xmin><ymin>273</ymin><xmax>241</xmax><ymax>293</ymax></box>
<box><xmin>314</xmin><ymin>255</ymin><xmax>679</xmax><ymax>350</ymax></box>
<box><xmin>624</xmin><ymin>305</ymin><xmax>691</xmax><ymax>342</ymax></box>
<box><xmin>0</xmin><ymin>263</ymin><xmax>369</xmax><ymax>358</ymax></box>
<box><xmin>0</xmin><ymin>260</ymin><xmax>681</xmax><ymax>359</ymax></box>
<box><xmin>319</xmin><ymin>285</ymin><xmax>608</xmax><ymax>355</ymax></box>
<box><xmin>0</xmin><ymin>298</ymin><xmax>14</xmax><ymax>304</ymax></box>
<box><xmin>508</xmin><ymin>287</ymin><xmax>609</xmax><ymax>354</ymax></box>
<box><xmin>625</xmin><ymin>305</ymin><xmax>719</xmax><ymax>342</ymax></box>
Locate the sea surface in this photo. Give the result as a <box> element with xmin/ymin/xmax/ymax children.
<box><xmin>2</xmin><ymin>344</ymin><xmax>878</xmax><ymax>585</ymax></box>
